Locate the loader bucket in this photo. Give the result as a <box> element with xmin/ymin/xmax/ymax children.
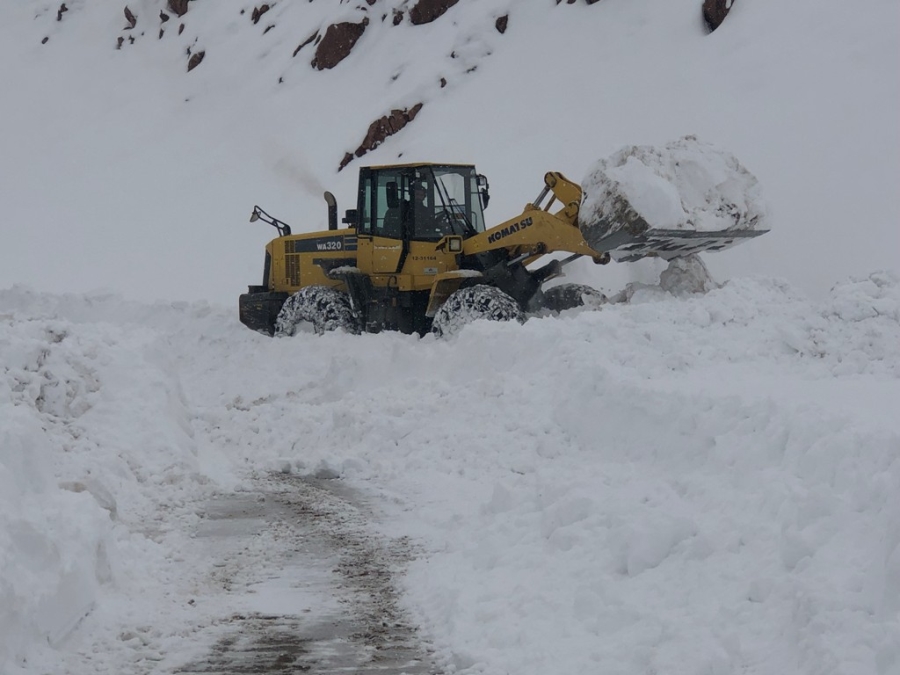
<box><xmin>578</xmin><ymin>136</ymin><xmax>771</xmax><ymax>263</ymax></box>
<box><xmin>585</xmin><ymin>225</ymin><xmax>768</xmax><ymax>262</ymax></box>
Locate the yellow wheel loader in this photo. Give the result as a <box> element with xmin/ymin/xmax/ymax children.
<box><xmin>239</xmin><ymin>163</ymin><xmax>766</xmax><ymax>337</ymax></box>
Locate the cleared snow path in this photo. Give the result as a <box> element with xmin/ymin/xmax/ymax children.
<box><xmin>173</xmin><ymin>473</ymin><xmax>436</xmax><ymax>675</ymax></box>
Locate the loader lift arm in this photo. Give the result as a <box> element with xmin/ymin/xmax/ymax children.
<box><xmin>456</xmin><ymin>170</ymin><xmax>767</xmax><ymax>311</ymax></box>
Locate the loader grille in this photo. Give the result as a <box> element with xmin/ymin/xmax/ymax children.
<box><xmin>286</xmin><ymin>253</ymin><xmax>300</xmax><ymax>286</ymax></box>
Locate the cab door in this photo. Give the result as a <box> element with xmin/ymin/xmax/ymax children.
<box><xmin>356</xmin><ymin>169</ymin><xmax>405</xmax><ymax>276</ymax></box>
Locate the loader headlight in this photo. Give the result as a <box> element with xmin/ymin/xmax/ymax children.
<box><xmin>448</xmin><ymin>236</ymin><xmax>462</xmax><ymax>253</ymax></box>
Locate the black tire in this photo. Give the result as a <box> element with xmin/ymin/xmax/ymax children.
<box><xmin>274</xmin><ymin>286</ymin><xmax>360</xmax><ymax>336</ymax></box>
<box><xmin>541</xmin><ymin>283</ymin><xmax>607</xmax><ymax>313</ymax></box>
<box><xmin>431</xmin><ymin>285</ymin><xmax>524</xmax><ymax>338</ymax></box>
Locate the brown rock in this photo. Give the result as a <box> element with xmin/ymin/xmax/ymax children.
<box><xmin>168</xmin><ymin>0</ymin><xmax>188</xmax><ymax>18</ymax></box>
<box><xmin>251</xmin><ymin>4</ymin><xmax>270</xmax><ymax>25</ymax></box>
<box><xmin>187</xmin><ymin>50</ymin><xmax>204</xmax><ymax>72</ymax></box>
<box><xmin>392</xmin><ymin>9</ymin><xmax>404</xmax><ymax>25</ymax></box>
<box><xmin>57</xmin><ymin>3</ymin><xmax>68</xmax><ymax>21</ymax></box>
<box><xmin>340</xmin><ymin>103</ymin><xmax>424</xmax><ymax>171</ymax></box>
<box><xmin>160</xmin><ymin>10</ymin><xmax>169</xmax><ymax>22</ymax></box>
<box><xmin>124</xmin><ymin>6</ymin><xmax>137</xmax><ymax>29</ymax></box>
<box><xmin>409</xmin><ymin>0</ymin><xmax>459</xmax><ymax>25</ymax></box>
<box><xmin>495</xmin><ymin>14</ymin><xmax>508</xmax><ymax>34</ymax></box>
<box><xmin>703</xmin><ymin>0</ymin><xmax>734</xmax><ymax>32</ymax></box>
<box><xmin>293</xmin><ymin>31</ymin><xmax>318</xmax><ymax>57</ymax></box>
<box><xmin>311</xmin><ymin>19</ymin><xmax>368</xmax><ymax>70</ymax></box>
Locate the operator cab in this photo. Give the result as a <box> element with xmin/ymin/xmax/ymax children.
<box><xmin>356</xmin><ymin>164</ymin><xmax>489</xmax><ymax>242</ymax></box>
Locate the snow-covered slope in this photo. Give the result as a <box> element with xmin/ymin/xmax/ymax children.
<box><xmin>1</xmin><ymin>0</ymin><xmax>899</xmax><ymax>673</ymax></box>
<box><xmin>0</xmin><ymin>0</ymin><xmax>897</xmax><ymax>303</ymax></box>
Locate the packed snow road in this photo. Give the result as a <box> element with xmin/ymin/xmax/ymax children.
<box><xmin>8</xmin><ymin>468</ymin><xmax>436</xmax><ymax>674</ymax></box>
<box><xmin>2</xmin><ymin>271</ymin><xmax>899</xmax><ymax>674</ymax></box>
<box><xmin>176</xmin><ymin>474</ymin><xmax>434</xmax><ymax>674</ymax></box>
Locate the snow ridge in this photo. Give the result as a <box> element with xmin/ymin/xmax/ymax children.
<box><xmin>3</xmin><ymin>272</ymin><xmax>898</xmax><ymax>673</ymax></box>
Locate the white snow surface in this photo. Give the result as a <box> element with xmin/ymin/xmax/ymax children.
<box><xmin>580</xmin><ymin>135</ymin><xmax>769</xmax><ymax>234</ymax></box>
<box><xmin>1</xmin><ymin>0</ymin><xmax>899</xmax><ymax>673</ymax></box>
<box><xmin>2</xmin><ymin>271</ymin><xmax>900</xmax><ymax>674</ymax></box>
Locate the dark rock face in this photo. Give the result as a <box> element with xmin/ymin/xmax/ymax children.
<box><xmin>312</xmin><ymin>19</ymin><xmax>368</xmax><ymax>70</ymax></box>
<box><xmin>168</xmin><ymin>0</ymin><xmax>188</xmax><ymax>18</ymax></box>
<box><xmin>703</xmin><ymin>0</ymin><xmax>733</xmax><ymax>32</ymax></box>
<box><xmin>339</xmin><ymin>104</ymin><xmax>424</xmax><ymax>170</ymax></box>
<box><xmin>408</xmin><ymin>0</ymin><xmax>459</xmax><ymax>26</ymax></box>
<box><xmin>293</xmin><ymin>31</ymin><xmax>318</xmax><ymax>57</ymax></box>
<box><xmin>124</xmin><ymin>6</ymin><xmax>137</xmax><ymax>29</ymax></box>
<box><xmin>187</xmin><ymin>50</ymin><xmax>205</xmax><ymax>72</ymax></box>
<box><xmin>495</xmin><ymin>15</ymin><xmax>508</xmax><ymax>34</ymax></box>
<box><xmin>251</xmin><ymin>4</ymin><xmax>270</xmax><ymax>25</ymax></box>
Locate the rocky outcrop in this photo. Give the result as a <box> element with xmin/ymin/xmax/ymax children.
<box><xmin>495</xmin><ymin>15</ymin><xmax>508</xmax><ymax>34</ymax></box>
<box><xmin>168</xmin><ymin>0</ymin><xmax>188</xmax><ymax>18</ymax></box>
<box><xmin>312</xmin><ymin>19</ymin><xmax>368</xmax><ymax>70</ymax></box>
<box><xmin>703</xmin><ymin>0</ymin><xmax>734</xmax><ymax>32</ymax></box>
<box><xmin>187</xmin><ymin>50</ymin><xmax>204</xmax><ymax>72</ymax></box>
<box><xmin>339</xmin><ymin>103</ymin><xmax>424</xmax><ymax>171</ymax></box>
<box><xmin>409</xmin><ymin>0</ymin><xmax>459</xmax><ymax>26</ymax></box>
<box><xmin>293</xmin><ymin>31</ymin><xmax>319</xmax><ymax>57</ymax></box>
<box><xmin>251</xmin><ymin>4</ymin><xmax>270</xmax><ymax>26</ymax></box>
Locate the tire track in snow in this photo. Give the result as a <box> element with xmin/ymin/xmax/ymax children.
<box><xmin>175</xmin><ymin>473</ymin><xmax>438</xmax><ymax>674</ymax></box>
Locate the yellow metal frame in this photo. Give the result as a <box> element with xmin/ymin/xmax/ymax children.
<box><xmin>265</xmin><ymin>169</ymin><xmax>606</xmax><ymax>313</ymax></box>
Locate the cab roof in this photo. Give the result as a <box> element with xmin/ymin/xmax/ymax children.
<box><xmin>364</xmin><ymin>162</ymin><xmax>476</xmax><ymax>171</ymax></box>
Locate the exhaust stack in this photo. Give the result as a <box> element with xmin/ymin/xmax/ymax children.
<box><xmin>324</xmin><ymin>191</ymin><xmax>338</xmax><ymax>231</ymax></box>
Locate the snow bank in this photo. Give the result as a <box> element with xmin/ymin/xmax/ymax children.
<box><xmin>3</xmin><ymin>271</ymin><xmax>899</xmax><ymax>674</ymax></box>
<box><xmin>159</xmin><ymin>271</ymin><xmax>900</xmax><ymax>675</ymax></box>
<box><xmin>0</xmin><ymin>407</ymin><xmax>109</xmax><ymax>665</ymax></box>
<box><xmin>580</xmin><ymin>135</ymin><xmax>770</xmax><ymax>240</ymax></box>
<box><xmin>0</xmin><ymin>292</ymin><xmax>205</xmax><ymax>671</ymax></box>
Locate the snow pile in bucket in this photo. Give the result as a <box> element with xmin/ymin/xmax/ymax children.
<box><xmin>580</xmin><ymin>135</ymin><xmax>770</xmax><ymax>240</ymax></box>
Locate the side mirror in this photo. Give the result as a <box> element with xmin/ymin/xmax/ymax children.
<box><xmin>342</xmin><ymin>209</ymin><xmax>358</xmax><ymax>226</ymax></box>
<box><xmin>477</xmin><ymin>174</ymin><xmax>490</xmax><ymax>209</ymax></box>
<box><xmin>249</xmin><ymin>210</ymin><xmax>259</xmax><ymax>223</ymax></box>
